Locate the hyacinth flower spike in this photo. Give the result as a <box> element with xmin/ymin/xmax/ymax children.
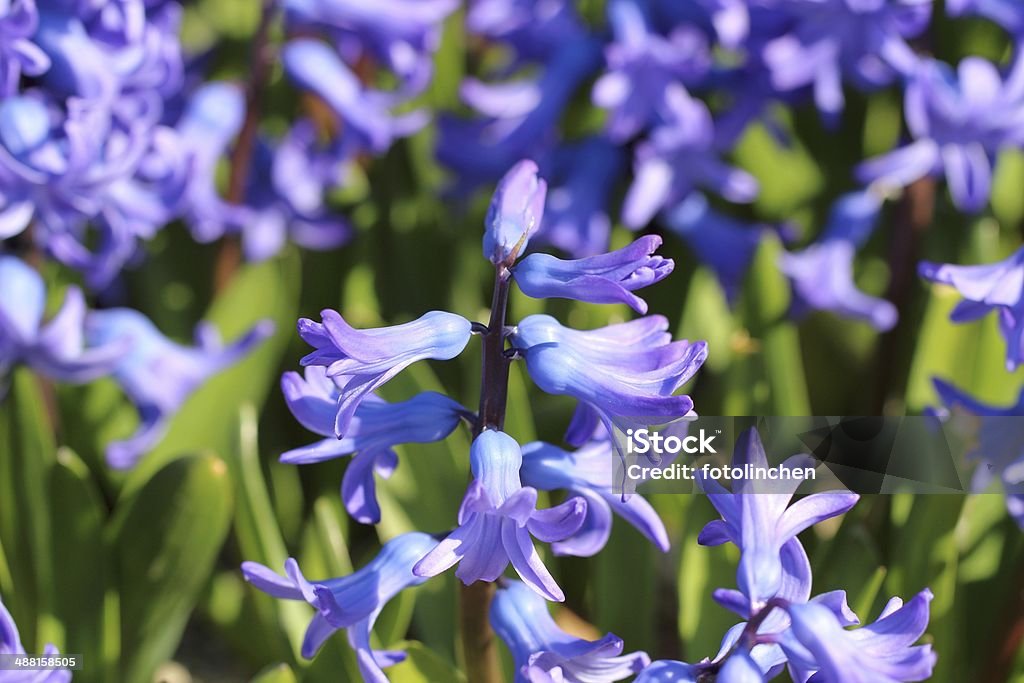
<box><xmin>242</xmin><ymin>532</ymin><xmax>438</xmax><ymax>682</ymax></box>
<box><xmin>491</xmin><ymin>580</ymin><xmax>650</xmax><ymax>682</ymax></box>
<box><xmin>413</xmin><ymin>430</ymin><xmax>587</xmax><ymax>602</ymax></box>
<box><xmin>280</xmin><ymin>366</ymin><xmax>470</xmax><ymax>523</ymax></box>
<box><xmin>296</xmin><ymin>309</ymin><xmax>472</xmax><ymax>437</ymax></box>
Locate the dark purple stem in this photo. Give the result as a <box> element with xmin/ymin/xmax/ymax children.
<box><xmin>460</xmin><ymin>266</ymin><xmax>514</xmax><ymax>683</ymax></box>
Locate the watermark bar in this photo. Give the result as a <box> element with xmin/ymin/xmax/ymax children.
<box><xmin>0</xmin><ymin>654</ymin><xmax>83</xmax><ymax>671</ymax></box>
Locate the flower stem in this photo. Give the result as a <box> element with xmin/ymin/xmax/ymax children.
<box><xmin>459</xmin><ymin>266</ymin><xmax>514</xmax><ymax>683</ymax></box>
<box><xmin>214</xmin><ymin>0</ymin><xmax>278</xmax><ymax>292</ymax></box>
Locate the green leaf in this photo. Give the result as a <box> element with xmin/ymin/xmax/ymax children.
<box><xmin>251</xmin><ymin>663</ymin><xmax>299</xmax><ymax>683</ymax></box>
<box><xmin>122</xmin><ymin>250</ymin><xmax>301</xmax><ymax>494</ymax></box>
<box><xmin>386</xmin><ymin>641</ymin><xmax>466</xmax><ymax>683</ymax></box>
<box><xmin>110</xmin><ymin>453</ymin><xmax>234</xmax><ymax>683</ymax></box>
<box><xmin>49</xmin><ymin>448</ymin><xmax>107</xmax><ymax>683</ymax></box>
<box><xmin>0</xmin><ymin>369</ymin><xmax>57</xmax><ymax>650</ymax></box>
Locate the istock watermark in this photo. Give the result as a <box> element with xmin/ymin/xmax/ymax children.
<box><xmin>624</xmin><ymin>427</ymin><xmax>718</xmax><ymax>455</ymax></box>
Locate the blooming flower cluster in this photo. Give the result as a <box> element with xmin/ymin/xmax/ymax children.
<box><xmin>0</xmin><ymin>0</ymin><xmax>456</xmax><ymax>286</ymax></box>
<box><xmin>636</xmin><ymin>429</ymin><xmax>937</xmax><ymax>683</ymax></box>
<box><xmin>247</xmin><ymin>159</ymin><xmax>708</xmax><ymax>679</ymax></box>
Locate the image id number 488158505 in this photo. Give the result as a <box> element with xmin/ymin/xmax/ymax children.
<box><xmin>0</xmin><ymin>654</ymin><xmax>82</xmax><ymax>670</ymax></box>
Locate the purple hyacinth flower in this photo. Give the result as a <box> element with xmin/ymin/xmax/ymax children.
<box><xmin>762</xmin><ymin>0</ymin><xmax>929</xmax><ymax>120</ymax></box>
<box><xmin>509</xmin><ymin>314</ymin><xmax>707</xmax><ymax>438</ymax></box>
<box><xmin>592</xmin><ymin>0</ymin><xmax>710</xmax><ymax>141</ymax></box>
<box><xmin>283</xmin><ymin>0</ymin><xmax>456</xmax><ymax>88</ymax></box>
<box><xmin>512</xmin><ymin>235</ymin><xmax>673</xmax><ymax>314</ymax></box>
<box><xmin>242</xmin><ymin>532</ymin><xmax>437</xmax><ymax>681</ymax></box>
<box><xmin>697</xmin><ymin>429</ymin><xmax>859</xmax><ymax>608</ymax></box>
<box><xmin>859</xmin><ymin>55</ymin><xmax>1024</xmax><ymax>212</ymax></box>
<box><xmin>0</xmin><ymin>0</ymin><xmax>50</xmax><ymax>96</ymax></box>
<box><xmin>282</xmin><ymin>39</ymin><xmax>427</xmax><ymax>154</ymax></box>
<box><xmin>782</xmin><ymin>590</ymin><xmax>937</xmax><ymax>683</ymax></box>
<box><xmin>0</xmin><ymin>255</ymin><xmax>125</xmax><ymax>385</ymax></box>
<box><xmin>779</xmin><ymin>190</ymin><xmax>898</xmax><ymax>331</ymax></box>
<box><xmin>918</xmin><ymin>245</ymin><xmax>1024</xmax><ymax>370</ymax></box>
<box><xmin>491</xmin><ymin>580</ymin><xmax>651</xmax><ymax>682</ymax></box>
<box><xmin>174</xmin><ymin>81</ymin><xmax>247</xmax><ymax>245</ymax></box>
<box><xmin>297</xmin><ymin>309</ymin><xmax>472</xmax><ymax>438</ymax></box>
<box><xmin>466</xmin><ymin>0</ymin><xmax>588</xmax><ymax>63</ymax></box>
<box><xmin>85</xmin><ymin>310</ymin><xmax>273</xmax><ymax>469</ymax></box>
<box><xmin>0</xmin><ymin>594</ymin><xmax>71</xmax><ymax>682</ymax></box>
<box><xmin>948</xmin><ymin>0</ymin><xmax>1024</xmax><ymax>35</ymax></box>
<box><xmin>520</xmin><ymin>438</ymin><xmax>670</xmax><ymax>556</ymax></box>
<box><xmin>929</xmin><ymin>378</ymin><xmax>1024</xmax><ymax>527</ymax></box>
<box><xmin>533</xmin><ymin>138</ymin><xmax>625</xmax><ymax>258</ymax></box>
<box><xmin>484</xmin><ymin>160</ymin><xmax>549</xmax><ymax>267</ymax></box>
<box><xmin>280</xmin><ymin>366</ymin><xmax>469</xmax><ymax>523</ymax></box>
<box><xmin>437</xmin><ymin>38</ymin><xmax>603</xmax><ymax>186</ymax></box>
<box><xmin>634</xmin><ymin>660</ymin><xmax>701</xmax><ymax>682</ymax></box>
<box><xmin>663</xmin><ymin>193</ymin><xmax>766</xmax><ymax>303</ymax></box>
<box><xmin>413</xmin><ymin>430</ymin><xmax>587</xmax><ymax>602</ymax></box>
<box><xmin>623</xmin><ymin>84</ymin><xmax>758</xmax><ymax>229</ymax></box>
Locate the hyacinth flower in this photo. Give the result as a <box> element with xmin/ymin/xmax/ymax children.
<box><xmin>509</xmin><ymin>314</ymin><xmax>707</xmax><ymax>439</ymax></box>
<box><xmin>622</xmin><ymin>83</ymin><xmax>759</xmax><ymax>229</ymax></box>
<box><xmin>697</xmin><ymin>428</ymin><xmax>859</xmax><ymax>608</ymax></box>
<box><xmin>649</xmin><ymin>0</ymin><xmax>752</xmax><ymax>50</ymax></box>
<box><xmin>762</xmin><ymin>0</ymin><xmax>929</xmax><ymax>121</ymax></box>
<box><xmin>280</xmin><ymin>366</ymin><xmax>470</xmax><ymax>523</ymax></box>
<box><xmin>85</xmin><ymin>310</ymin><xmax>273</xmax><ymax>468</ymax></box>
<box><xmin>520</xmin><ymin>438</ymin><xmax>670</xmax><ymax>557</ymax></box>
<box><xmin>413</xmin><ymin>430</ymin><xmax>588</xmax><ymax>602</ymax></box>
<box><xmin>0</xmin><ymin>255</ymin><xmax>125</xmax><ymax>385</ymax></box>
<box><xmin>662</xmin><ymin>192</ymin><xmax>766</xmax><ymax>303</ymax></box>
<box><xmin>297</xmin><ymin>309</ymin><xmax>472</xmax><ymax>437</ymax></box>
<box><xmin>483</xmin><ymin>159</ymin><xmax>548</xmax><ymax>266</ymax></box>
<box><xmin>918</xmin><ymin>245</ymin><xmax>1024</xmax><ymax>370</ymax></box>
<box><xmin>534</xmin><ymin>138</ymin><xmax>625</xmax><ymax>258</ymax></box>
<box><xmin>778</xmin><ymin>189</ymin><xmax>899</xmax><ymax>331</ymax></box>
<box><xmin>1</xmin><ymin>594</ymin><xmax>71</xmax><ymax>683</ymax></box>
<box><xmin>948</xmin><ymin>0</ymin><xmax>1024</xmax><ymax>35</ymax></box>
<box><xmin>929</xmin><ymin>378</ymin><xmax>1024</xmax><ymax>527</ymax></box>
<box><xmin>0</xmin><ymin>94</ymin><xmax>188</xmax><ymax>286</ymax></box>
<box><xmin>242</xmin><ymin>532</ymin><xmax>438</xmax><ymax>681</ymax></box>
<box><xmin>282</xmin><ymin>39</ymin><xmax>428</xmax><ymax>154</ymax></box>
<box><xmin>592</xmin><ymin>0</ymin><xmax>710</xmax><ymax>142</ymax></box>
<box><xmin>174</xmin><ymin>81</ymin><xmax>248</xmax><ymax>246</ymax></box>
<box><xmin>491</xmin><ymin>580</ymin><xmax>650</xmax><ymax>682</ymax></box>
<box><xmin>234</xmin><ymin>124</ymin><xmax>352</xmax><ymax>262</ymax></box>
<box><xmin>466</xmin><ymin>0</ymin><xmax>589</xmax><ymax>64</ymax></box>
<box><xmin>859</xmin><ymin>54</ymin><xmax>1024</xmax><ymax>212</ymax></box>
<box><xmin>437</xmin><ymin>36</ymin><xmax>603</xmax><ymax>187</ymax></box>
<box><xmin>783</xmin><ymin>590</ymin><xmax>937</xmax><ymax>682</ymax></box>
<box><xmin>512</xmin><ymin>235</ymin><xmax>674</xmax><ymax>314</ymax></box>
<box><xmin>282</xmin><ymin>0</ymin><xmax>457</xmax><ymax>90</ymax></box>
<box><xmin>0</xmin><ymin>0</ymin><xmax>49</xmax><ymax>96</ymax></box>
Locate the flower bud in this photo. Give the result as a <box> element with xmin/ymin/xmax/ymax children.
<box><xmin>483</xmin><ymin>159</ymin><xmax>547</xmax><ymax>267</ymax></box>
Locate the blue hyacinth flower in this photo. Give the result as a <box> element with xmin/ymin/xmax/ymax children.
<box><xmin>484</xmin><ymin>160</ymin><xmax>549</xmax><ymax>267</ymax></box>
<box><xmin>242</xmin><ymin>532</ymin><xmax>438</xmax><ymax>682</ymax></box>
<box><xmin>779</xmin><ymin>190</ymin><xmax>898</xmax><ymax>331</ymax></box>
<box><xmin>280</xmin><ymin>366</ymin><xmax>469</xmax><ymax>523</ymax></box>
<box><xmin>513</xmin><ymin>235</ymin><xmax>673</xmax><ymax>314</ymax></box>
<box><xmin>510</xmin><ymin>314</ymin><xmax>707</xmax><ymax>439</ymax></box>
<box><xmin>85</xmin><ymin>309</ymin><xmax>273</xmax><ymax>469</ymax></box>
<box><xmin>918</xmin><ymin>246</ymin><xmax>1024</xmax><ymax>371</ymax></box>
<box><xmin>491</xmin><ymin>580</ymin><xmax>650</xmax><ymax>682</ymax></box>
<box><xmin>697</xmin><ymin>429</ymin><xmax>859</xmax><ymax>608</ymax></box>
<box><xmin>948</xmin><ymin>0</ymin><xmax>1024</xmax><ymax>35</ymax></box>
<box><xmin>297</xmin><ymin>310</ymin><xmax>472</xmax><ymax>438</ymax></box>
<box><xmin>520</xmin><ymin>437</ymin><xmax>670</xmax><ymax>557</ymax></box>
<box><xmin>0</xmin><ymin>255</ymin><xmax>125</xmax><ymax>385</ymax></box>
<box><xmin>413</xmin><ymin>430</ymin><xmax>588</xmax><ymax>602</ymax></box>
<box><xmin>0</xmin><ymin>0</ymin><xmax>49</xmax><ymax>96</ymax></box>
<box><xmin>0</xmin><ymin>593</ymin><xmax>71</xmax><ymax>682</ymax></box>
